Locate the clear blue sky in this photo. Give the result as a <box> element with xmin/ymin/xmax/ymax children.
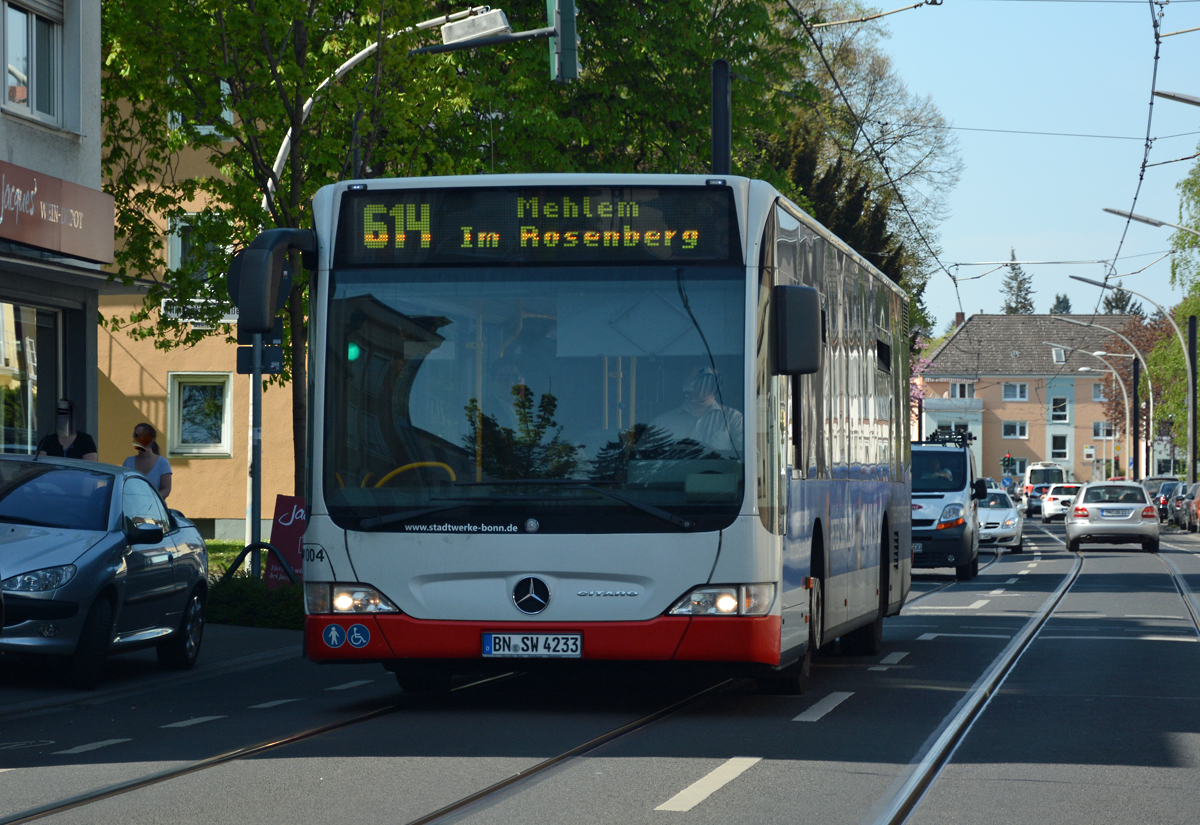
<box><xmin>878</xmin><ymin>0</ymin><xmax>1200</xmax><ymax>332</ymax></box>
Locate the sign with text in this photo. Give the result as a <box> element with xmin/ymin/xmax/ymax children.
<box><xmin>334</xmin><ymin>185</ymin><xmax>741</xmax><ymax>268</ymax></box>
<box><xmin>0</xmin><ymin>160</ymin><xmax>114</xmax><ymax>263</ymax></box>
<box><xmin>265</xmin><ymin>495</ymin><xmax>306</xmax><ymax>590</ymax></box>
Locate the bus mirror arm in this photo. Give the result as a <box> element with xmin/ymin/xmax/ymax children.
<box><xmin>773</xmin><ymin>285</ymin><xmax>822</xmax><ymax>376</ymax></box>
<box><xmin>228</xmin><ymin>228</ymin><xmax>317</xmax><ymax>334</ymax></box>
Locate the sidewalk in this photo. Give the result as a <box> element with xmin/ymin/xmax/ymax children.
<box><xmin>0</xmin><ymin>623</ymin><xmax>303</xmax><ymax>720</ymax></box>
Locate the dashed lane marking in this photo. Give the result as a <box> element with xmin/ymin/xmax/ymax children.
<box><xmin>910</xmin><ymin>600</ymin><xmax>991</xmax><ymax>611</ymax></box>
<box><xmin>1026</xmin><ymin>563</ymin><xmax>1039</xmax><ymax>567</ymax></box>
<box><xmin>918</xmin><ymin>632</ymin><xmax>1013</xmax><ymax>640</ymax></box>
<box><xmin>1005</xmin><ymin>578</ymin><xmax>1018</xmax><ymax>584</ymax></box>
<box><xmin>161</xmin><ymin>716</ymin><xmax>227</xmax><ymax>728</ymax></box>
<box><xmin>53</xmin><ymin>739</ymin><xmax>131</xmax><ymax>755</ymax></box>
<box><xmin>1017</xmin><ymin>570</ymin><xmax>1031</xmax><ymax>575</ymax></box>
<box><xmin>249</xmin><ymin>699</ymin><xmax>303</xmax><ymax>709</ymax></box>
<box><xmin>1125</xmin><ymin>614</ymin><xmax>1187</xmax><ymax>620</ymax></box>
<box><xmin>989</xmin><ymin>589</ymin><xmax>1006</xmax><ymax>595</ymax></box>
<box><xmin>793</xmin><ymin>691</ymin><xmax>854</xmax><ymax>722</ymax></box>
<box><xmin>325</xmin><ymin>680</ymin><xmax>374</xmax><ymax>691</ymax></box>
<box><xmin>880</xmin><ymin>652</ymin><xmax>909</xmax><ymax>665</ymax></box>
<box><xmin>656</xmin><ymin>757</ymin><xmax>762</xmax><ymax>811</ymax></box>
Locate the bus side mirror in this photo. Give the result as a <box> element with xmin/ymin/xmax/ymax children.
<box><xmin>228</xmin><ymin>228</ymin><xmax>316</xmax><ymax>333</ymax></box>
<box><xmin>773</xmin><ymin>284</ymin><xmax>821</xmax><ymax>376</ymax></box>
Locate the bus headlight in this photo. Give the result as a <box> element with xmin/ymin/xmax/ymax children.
<box><xmin>668</xmin><ymin>584</ymin><xmax>775</xmax><ymax>617</ymax></box>
<box><xmin>305</xmin><ymin>583</ymin><xmax>400</xmax><ymax>614</ymax></box>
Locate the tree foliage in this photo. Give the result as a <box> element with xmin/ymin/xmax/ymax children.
<box><xmin>1170</xmin><ymin>138</ymin><xmax>1200</xmax><ymax>289</ymax></box>
<box><xmin>1146</xmin><ymin>293</ymin><xmax>1200</xmax><ymax>463</ymax></box>
<box><xmin>1050</xmin><ymin>293</ymin><xmax>1072</xmax><ymax>314</ymax></box>
<box><xmin>1101</xmin><ymin>279</ymin><xmax>1144</xmax><ymax>316</ymax></box>
<box><xmin>1097</xmin><ymin>316</ymin><xmax>1174</xmax><ymax>453</ymax></box>
<box><xmin>1000</xmin><ymin>249</ymin><xmax>1034</xmax><ymax>314</ymax></box>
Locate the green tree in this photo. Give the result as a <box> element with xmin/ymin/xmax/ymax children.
<box><xmin>1101</xmin><ymin>279</ymin><xmax>1145</xmax><ymax>316</ymax></box>
<box><xmin>1170</xmin><ymin>139</ymin><xmax>1200</xmax><ymax>288</ymax></box>
<box><xmin>464</xmin><ymin>387</ymin><xmax>580</xmax><ymax>480</ymax></box>
<box><xmin>1050</xmin><ymin>293</ymin><xmax>1072</xmax><ymax>314</ymax></box>
<box><xmin>1001</xmin><ymin>249</ymin><xmax>1035</xmax><ymax>314</ymax></box>
<box><xmin>102</xmin><ymin>0</ymin><xmax>816</xmax><ymax>495</ymax></box>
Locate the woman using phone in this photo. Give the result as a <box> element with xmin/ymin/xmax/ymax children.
<box><xmin>124</xmin><ymin>423</ymin><xmax>172</xmax><ymax>499</ymax></box>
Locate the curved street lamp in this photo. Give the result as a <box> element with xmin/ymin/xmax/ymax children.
<box><xmin>1046</xmin><ymin>342</ymin><xmax>1133</xmax><ymax>475</ymax></box>
<box><xmin>1070</xmin><ymin>274</ymin><xmax>1194</xmax><ymax>484</ymax></box>
<box><xmin>1079</xmin><ymin>366</ymin><xmax>1130</xmax><ymax>480</ymax></box>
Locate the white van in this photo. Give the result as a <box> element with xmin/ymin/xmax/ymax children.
<box><xmin>911</xmin><ymin>437</ymin><xmax>989</xmax><ymax>581</ymax></box>
<box><xmin>1023</xmin><ymin>462</ymin><xmax>1066</xmax><ymax>499</ymax></box>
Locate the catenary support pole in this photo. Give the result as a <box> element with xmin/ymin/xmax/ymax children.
<box><xmin>1132</xmin><ymin>357</ymin><xmax>1140</xmax><ymax>480</ymax></box>
<box><xmin>711</xmin><ymin>60</ymin><xmax>731</xmax><ymax>175</ymax></box>
<box><xmin>1191</xmin><ymin>316</ymin><xmax>1197</xmax><ymax>485</ymax></box>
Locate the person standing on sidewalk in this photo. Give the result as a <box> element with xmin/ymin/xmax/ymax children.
<box><xmin>36</xmin><ymin>398</ymin><xmax>98</xmax><ymax>460</ymax></box>
<box><xmin>124</xmin><ymin>423</ymin><xmax>173</xmax><ymax>499</ymax></box>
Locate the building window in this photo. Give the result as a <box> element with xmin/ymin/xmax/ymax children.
<box><xmin>169</xmin><ymin>79</ymin><xmax>233</xmax><ymax>135</ymax></box>
<box><xmin>1052</xmin><ymin>348</ymin><xmax>1066</xmax><ymax>364</ymax></box>
<box><xmin>167</xmin><ymin>372</ymin><xmax>233</xmax><ymax>457</ymax></box>
<box><xmin>1002</xmin><ymin>421</ymin><xmax>1028</xmax><ymax>439</ymax></box>
<box><xmin>1051</xmin><ymin>434</ymin><xmax>1068</xmax><ymax>460</ymax></box>
<box><xmin>1093</xmin><ymin>421</ymin><xmax>1113</xmax><ymax>440</ymax></box>
<box><xmin>4</xmin><ymin>2</ymin><xmax>59</xmax><ymax>123</ymax></box>
<box><xmin>1003</xmin><ymin>382</ymin><xmax>1028</xmax><ymax>401</ymax></box>
<box><xmin>1013</xmin><ymin>457</ymin><xmax>1028</xmax><ymax>474</ymax></box>
<box><xmin>949</xmin><ymin>382</ymin><xmax>974</xmax><ymax>399</ymax></box>
<box><xmin>1051</xmin><ymin>397</ymin><xmax>1068</xmax><ymax>423</ymax></box>
<box><xmin>1092</xmin><ymin>382</ymin><xmax>1106</xmax><ymax>402</ymax></box>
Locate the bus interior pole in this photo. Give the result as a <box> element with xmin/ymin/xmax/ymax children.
<box><xmin>251</xmin><ymin>331</ymin><xmax>263</xmax><ymax>578</ymax></box>
<box><xmin>711</xmin><ymin>59</ymin><xmax>731</xmax><ymax>175</ymax></box>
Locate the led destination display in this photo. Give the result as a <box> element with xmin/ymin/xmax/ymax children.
<box><xmin>334</xmin><ymin>185</ymin><xmax>741</xmax><ymax>267</ymax></box>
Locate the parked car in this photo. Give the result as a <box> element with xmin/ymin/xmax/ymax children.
<box><xmin>1156</xmin><ymin>480</ymin><xmax>1181</xmax><ymax>522</ymax></box>
<box><xmin>978</xmin><ymin>489</ymin><xmax>1023</xmax><ymax>554</ymax></box>
<box><xmin>1064</xmin><ymin>481</ymin><xmax>1160</xmax><ymax>553</ymax></box>
<box><xmin>1024</xmin><ymin>484</ymin><xmax>1052</xmax><ymax>517</ymax></box>
<box><xmin>0</xmin><ymin>456</ymin><xmax>208</xmax><ymax>688</ymax></box>
<box><xmin>1041</xmin><ymin>483</ymin><xmax>1082</xmax><ymax>523</ymax></box>
<box><xmin>1182</xmin><ymin>482</ymin><xmax>1200</xmax><ymax>532</ymax></box>
<box><xmin>1173</xmin><ymin>483</ymin><xmax>1195</xmax><ymax>528</ymax></box>
<box><xmin>1141</xmin><ymin>476</ymin><xmax>1179</xmax><ymax>498</ymax></box>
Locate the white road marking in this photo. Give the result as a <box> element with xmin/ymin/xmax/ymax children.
<box><xmin>1026</xmin><ymin>563</ymin><xmax>1038</xmax><ymax>568</ymax></box>
<box><xmin>1040</xmin><ymin>635</ymin><xmax>1197</xmax><ymax>642</ymax></box>
<box><xmin>880</xmin><ymin>651</ymin><xmax>909</xmax><ymax>665</ymax></box>
<box><xmin>918</xmin><ymin>633</ymin><xmax>1013</xmax><ymax>640</ymax></box>
<box><xmin>655</xmin><ymin>757</ymin><xmax>762</xmax><ymax>811</ymax></box>
<box><xmin>989</xmin><ymin>589</ymin><xmax>1006</xmax><ymax>595</ymax></box>
<box><xmin>161</xmin><ymin>716</ymin><xmax>227</xmax><ymax>728</ymax></box>
<box><xmin>53</xmin><ymin>739</ymin><xmax>131</xmax><ymax>755</ymax></box>
<box><xmin>868</xmin><ymin>666</ymin><xmax>889</xmax><ymax>671</ymax></box>
<box><xmin>326</xmin><ymin>680</ymin><xmax>374</xmax><ymax>691</ymax></box>
<box><xmin>793</xmin><ymin>691</ymin><xmax>854</xmax><ymax>722</ymax></box>
<box><xmin>0</xmin><ymin>769</ymin><xmax>14</xmax><ymax>774</ymax></box>
<box><xmin>909</xmin><ymin>600</ymin><xmax>990</xmax><ymax>611</ymax></box>
<box><xmin>1125</xmin><ymin>614</ymin><xmax>1185</xmax><ymax>620</ymax></box>
<box><xmin>1005</xmin><ymin>578</ymin><xmax>1018</xmax><ymax>584</ymax></box>
<box><xmin>249</xmin><ymin>699</ymin><xmax>303</xmax><ymax>709</ymax></box>
<box><xmin>1017</xmin><ymin>570</ymin><xmax>1031</xmax><ymax>575</ymax></box>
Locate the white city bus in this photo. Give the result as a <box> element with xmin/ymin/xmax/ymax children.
<box><xmin>297</xmin><ymin>174</ymin><xmax>912</xmax><ymax>692</ymax></box>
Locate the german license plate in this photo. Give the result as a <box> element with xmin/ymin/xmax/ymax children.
<box><xmin>913</xmin><ymin>542</ymin><xmax>923</xmax><ymax>553</ymax></box>
<box><xmin>1101</xmin><ymin>509</ymin><xmax>1130</xmax><ymax>517</ymax></box>
<box><xmin>482</xmin><ymin>633</ymin><xmax>582</xmax><ymax>658</ymax></box>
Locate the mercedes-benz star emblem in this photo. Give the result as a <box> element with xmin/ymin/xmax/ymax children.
<box><xmin>513</xmin><ymin>576</ymin><xmax>551</xmax><ymax>615</ymax></box>
<box><xmin>524</xmin><ymin>518</ymin><xmax>540</xmax><ymax>533</ymax></box>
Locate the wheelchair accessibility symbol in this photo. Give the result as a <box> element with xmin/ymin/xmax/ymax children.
<box><xmin>347</xmin><ymin>624</ymin><xmax>370</xmax><ymax>648</ymax></box>
<box><xmin>323</xmin><ymin>624</ymin><xmax>346</xmax><ymax>648</ymax></box>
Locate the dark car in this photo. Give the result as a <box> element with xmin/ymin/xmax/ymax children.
<box><xmin>1025</xmin><ymin>484</ymin><xmax>1052</xmax><ymax>517</ymax></box>
<box><xmin>1173</xmin><ymin>484</ymin><xmax>1193</xmax><ymax>527</ymax></box>
<box><xmin>1156</xmin><ymin>481</ymin><xmax>1180</xmax><ymax>522</ymax></box>
<box><xmin>0</xmin><ymin>456</ymin><xmax>208</xmax><ymax>688</ymax></box>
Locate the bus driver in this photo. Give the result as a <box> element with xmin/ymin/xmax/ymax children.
<box><xmin>650</xmin><ymin>366</ymin><xmax>744</xmax><ymax>454</ymax></box>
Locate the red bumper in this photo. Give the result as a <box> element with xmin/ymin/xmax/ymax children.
<box><xmin>305</xmin><ymin>614</ymin><xmax>781</xmax><ymax>666</ymax></box>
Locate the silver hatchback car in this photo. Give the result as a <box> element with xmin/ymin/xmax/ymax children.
<box><xmin>0</xmin><ymin>456</ymin><xmax>208</xmax><ymax>688</ymax></box>
<box><xmin>1064</xmin><ymin>482</ymin><xmax>1160</xmax><ymax>553</ymax></box>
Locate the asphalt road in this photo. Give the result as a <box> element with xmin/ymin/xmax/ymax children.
<box><xmin>1</xmin><ymin>520</ymin><xmax>1198</xmax><ymax>825</ymax></box>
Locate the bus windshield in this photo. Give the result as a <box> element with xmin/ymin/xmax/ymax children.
<box><xmin>1029</xmin><ymin>467</ymin><xmax>1064</xmax><ymax>486</ymax></box>
<box><xmin>322</xmin><ymin>266</ymin><xmax>746</xmax><ymax>533</ymax></box>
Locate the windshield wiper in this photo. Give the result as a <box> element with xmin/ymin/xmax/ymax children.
<box><xmin>455</xmin><ymin>480</ymin><xmax>694</xmax><ymax>530</ymax></box>
<box><xmin>0</xmin><ymin>515</ymin><xmax>52</xmax><ymax>527</ymax></box>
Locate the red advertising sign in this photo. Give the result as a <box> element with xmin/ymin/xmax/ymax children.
<box><xmin>265</xmin><ymin>495</ymin><xmax>306</xmax><ymax>590</ymax></box>
<box><xmin>0</xmin><ymin>159</ymin><xmax>115</xmax><ymax>263</ymax></box>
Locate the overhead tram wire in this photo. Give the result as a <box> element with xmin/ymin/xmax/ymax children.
<box><xmin>782</xmin><ymin>0</ymin><xmax>984</xmax><ymax>369</ymax></box>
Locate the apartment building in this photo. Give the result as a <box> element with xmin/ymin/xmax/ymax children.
<box><xmin>918</xmin><ymin>313</ymin><xmax>1142</xmax><ymax>483</ymax></box>
<box><xmin>1</xmin><ymin>0</ymin><xmax>117</xmax><ymax>448</ymax></box>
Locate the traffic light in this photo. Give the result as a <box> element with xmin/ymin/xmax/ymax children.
<box><xmin>547</xmin><ymin>0</ymin><xmax>579</xmax><ymax>82</ymax></box>
<box><xmin>1002</xmin><ymin>453</ymin><xmax>1014</xmax><ymax>473</ymax></box>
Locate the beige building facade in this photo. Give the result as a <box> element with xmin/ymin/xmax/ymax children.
<box><xmin>919</xmin><ymin>314</ymin><xmax>1140</xmax><ymax>485</ymax></box>
<box><xmin>98</xmin><ymin>293</ymin><xmax>295</xmax><ymax>539</ymax></box>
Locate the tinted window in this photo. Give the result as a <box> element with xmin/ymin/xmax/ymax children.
<box><xmin>912</xmin><ymin>450</ymin><xmax>967</xmax><ymax>493</ymax></box>
<box><xmin>1082</xmin><ymin>486</ymin><xmax>1148</xmax><ymax>504</ymax></box>
<box><xmin>0</xmin><ymin>462</ymin><xmax>113</xmax><ymax>530</ymax></box>
<box><xmin>1029</xmin><ymin>467</ymin><xmax>1065</xmax><ymax>485</ymax></box>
